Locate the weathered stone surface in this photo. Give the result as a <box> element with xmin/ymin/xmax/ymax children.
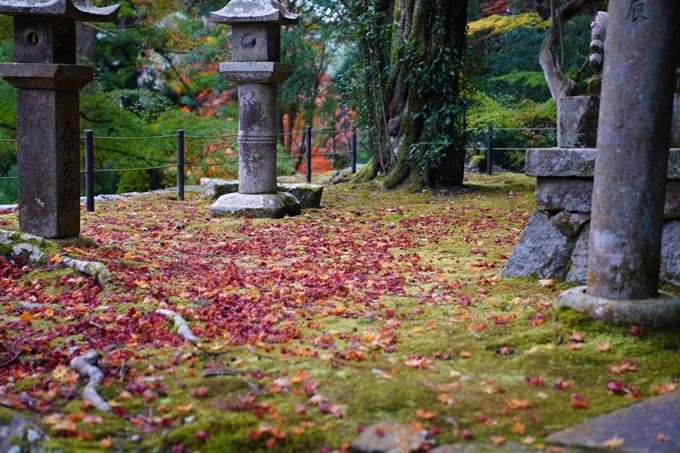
<box><xmin>566</xmin><ymin>225</ymin><xmax>589</xmax><ymax>284</ymax></box>
<box><xmin>549</xmin><ymin>211</ymin><xmax>590</xmax><ymax>237</ymax></box>
<box><xmin>0</xmin><ymin>0</ymin><xmax>120</xmax><ymax>22</ymax></box>
<box><xmin>210</xmin><ymin>192</ymin><xmax>300</xmax><ymax>218</ymax></box>
<box><xmin>663</xmin><ymin>180</ymin><xmax>680</xmax><ymax>219</ymax></box>
<box><xmin>0</xmin><ymin>63</ymin><xmax>92</xmax><ymax>90</ymax></box>
<box><xmin>527</xmin><ymin>148</ymin><xmax>680</xmax><ymax>178</ymax></box>
<box><xmin>200</xmin><ymin>178</ymin><xmax>239</xmax><ymax>200</ymax></box>
<box><xmin>219</xmin><ymin>61</ymin><xmax>293</xmax><ymax>83</ymax></box>
<box><xmin>0</xmin><ymin>229</ymin><xmax>55</xmax><ymax>266</ymax></box>
<box><xmin>16</xmin><ymin>89</ymin><xmax>80</xmax><ymax>238</ymax></box>
<box><xmin>350</xmin><ymin>422</ymin><xmax>424</xmax><ymax>453</ymax></box>
<box><xmin>558</xmin><ymin>96</ymin><xmax>599</xmax><ymax>148</ymax></box>
<box><xmin>558</xmin><ymin>286</ymin><xmax>680</xmax><ymax>327</ymax></box>
<box><xmin>211</xmin><ymin>0</ymin><xmax>299</xmax><ymax>25</ymax></box>
<box><xmin>673</xmin><ymin>94</ymin><xmax>680</xmax><ymax>148</ymax></box>
<box><xmin>586</xmin><ymin>0</ymin><xmax>680</xmax><ymax>300</ymax></box>
<box><xmin>201</xmin><ymin>178</ymin><xmax>322</xmax><ymax>208</ymax></box>
<box><xmin>535</xmin><ymin>178</ymin><xmax>593</xmax><ymax>213</ymax></box>
<box><xmin>0</xmin><ymin>415</ymin><xmax>46</xmax><ymax>453</ymax></box>
<box><xmin>278</xmin><ymin>183</ymin><xmax>323</xmax><ymax>209</ymax></box>
<box><xmin>660</xmin><ymin>220</ymin><xmax>680</xmax><ymax>285</ymax></box>
<box><xmin>212</xmin><ymin>1</ymin><xmax>297</xmax><ymax>207</ymax></box>
<box><xmin>502</xmin><ymin>210</ymin><xmax>575</xmax><ymax>279</ymax></box>
<box><xmin>237</xmin><ymin>83</ymin><xmax>279</xmax><ymax>194</ymax></box>
<box><xmin>547</xmin><ymin>390</ymin><xmax>680</xmax><ymax>452</ymax></box>
<box><xmin>525</xmin><ymin>149</ymin><xmax>596</xmax><ymax>178</ymax></box>
<box><xmin>11</xmin><ymin>243</ymin><xmax>45</xmax><ymax>265</ymax></box>
<box><xmin>668</xmin><ymin>93</ymin><xmax>680</xmax><ymax>148</ymax></box>
<box><xmin>535</xmin><ymin>177</ymin><xmax>680</xmax><ymax>218</ymax></box>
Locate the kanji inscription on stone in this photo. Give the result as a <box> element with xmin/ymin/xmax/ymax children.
<box><xmin>60</xmin><ymin>122</ymin><xmax>79</xmax><ymax>214</ymax></box>
<box><xmin>626</xmin><ymin>0</ymin><xmax>648</xmax><ymax>22</ymax></box>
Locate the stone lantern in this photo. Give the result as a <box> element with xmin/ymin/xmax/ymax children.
<box><xmin>210</xmin><ymin>0</ymin><xmax>301</xmax><ymax>218</ymax></box>
<box><xmin>0</xmin><ymin>0</ymin><xmax>119</xmax><ymax>238</ymax></box>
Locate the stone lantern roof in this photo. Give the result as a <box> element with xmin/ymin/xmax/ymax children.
<box><xmin>211</xmin><ymin>0</ymin><xmax>298</xmax><ymax>25</ymax></box>
<box><xmin>0</xmin><ymin>0</ymin><xmax>119</xmax><ymax>22</ymax></box>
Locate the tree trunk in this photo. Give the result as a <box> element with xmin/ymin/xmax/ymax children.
<box><xmin>539</xmin><ymin>0</ymin><xmax>597</xmax><ymax>115</ymax></box>
<box><xmin>352</xmin><ymin>0</ymin><xmax>468</xmax><ymax>190</ymax></box>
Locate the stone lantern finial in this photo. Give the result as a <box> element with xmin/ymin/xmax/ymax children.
<box><xmin>0</xmin><ymin>0</ymin><xmax>119</xmax><ymax>22</ymax></box>
<box><xmin>211</xmin><ymin>0</ymin><xmax>298</xmax><ymax>25</ymax></box>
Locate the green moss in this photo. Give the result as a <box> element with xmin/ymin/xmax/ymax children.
<box><xmin>1</xmin><ymin>173</ymin><xmax>679</xmax><ymax>453</ymax></box>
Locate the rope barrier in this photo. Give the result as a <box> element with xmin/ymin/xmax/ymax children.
<box><xmin>185</xmin><ymin>160</ymin><xmax>239</xmax><ymax>168</ymax></box>
<box><xmin>184</xmin><ymin>134</ymin><xmax>238</xmax><ymax>139</ymax></box>
<box><xmin>92</xmin><ymin>135</ymin><xmax>176</xmax><ymax>141</ymax></box>
<box><xmin>93</xmin><ymin>164</ymin><xmax>176</xmax><ymax>172</ymax></box>
<box><xmin>0</xmin><ymin>176</ymin><xmax>17</xmax><ymax>180</ymax></box>
<box><xmin>0</xmin><ymin>139</ymin><xmax>16</xmax><ymax>143</ymax></box>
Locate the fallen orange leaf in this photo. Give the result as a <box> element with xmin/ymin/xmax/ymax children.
<box><xmin>595</xmin><ymin>341</ymin><xmax>611</xmax><ymax>352</ymax></box>
<box><xmin>490</xmin><ymin>435</ymin><xmax>507</xmax><ymax>446</ymax></box>
<box><xmin>506</xmin><ymin>399</ymin><xmax>531</xmax><ymax>410</ymax></box>
<box><xmin>415</xmin><ymin>408</ymin><xmax>436</xmax><ymax>420</ymax></box>
<box><xmin>99</xmin><ymin>436</ymin><xmax>113</xmax><ymax>449</ymax></box>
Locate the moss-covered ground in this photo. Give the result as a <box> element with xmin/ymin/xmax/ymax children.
<box><xmin>0</xmin><ymin>172</ymin><xmax>678</xmax><ymax>453</ymax></box>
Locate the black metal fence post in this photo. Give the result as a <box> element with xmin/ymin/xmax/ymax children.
<box><xmin>305</xmin><ymin>126</ymin><xmax>312</xmax><ymax>183</ymax></box>
<box><xmin>177</xmin><ymin>129</ymin><xmax>184</xmax><ymax>201</ymax></box>
<box><xmin>351</xmin><ymin>125</ymin><xmax>357</xmax><ymax>174</ymax></box>
<box><xmin>486</xmin><ymin>124</ymin><xmax>493</xmax><ymax>176</ymax></box>
<box><xmin>85</xmin><ymin>130</ymin><xmax>94</xmax><ymax>212</ymax></box>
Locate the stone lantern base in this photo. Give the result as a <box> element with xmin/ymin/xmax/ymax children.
<box><xmin>559</xmin><ymin>286</ymin><xmax>680</xmax><ymax>327</ymax></box>
<box><xmin>210</xmin><ymin>192</ymin><xmax>301</xmax><ymax>218</ymax></box>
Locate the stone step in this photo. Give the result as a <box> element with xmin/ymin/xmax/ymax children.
<box><xmin>526</xmin><ymin>148</ymin><xmax>680</xmax><ymax>179</ymax></box>
<box><xmin>547</xmin><ymin>390</ymin><xmax>680</xmax><ymax>453</ymax></box>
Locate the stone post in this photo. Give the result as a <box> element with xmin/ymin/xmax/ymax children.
<box><xmin>209</xmin><ymin>0</ymin><xmax>301</xmax><ymax>218</ymax></box>
<box><xmin>559</xmin><ymin>0</ymin><xmax>680</xmax><ymax>326</ymax></box>
<box><xmin>0</xmin><ymin>1</ymin><xmax>119</xmax><ymax>239</ymax></box>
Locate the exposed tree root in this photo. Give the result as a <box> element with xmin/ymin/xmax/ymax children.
<box><xmin>60</xmin><ymin>255</ymin><xmax>113</xmax><ymax>290</ymax></box>
<box><xmin>70</xmin><ymin>351</ymin><xmax>110</xmax><ymax>412</ymax></box>
<box><xmin>156</xmin><ymin>309</ymin><xmax>199</xmax><ymax>344</ymax></box>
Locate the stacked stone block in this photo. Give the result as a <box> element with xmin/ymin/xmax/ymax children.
<box><xmin>503</xmin><ymin>95</ymin><xmax>680</xmax><ymax>286</ymax></box>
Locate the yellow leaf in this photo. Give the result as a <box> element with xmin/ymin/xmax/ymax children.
<box><xmin>602</xmin><ymin>437</ymin><xmax>625</xmax><ymax>449</ymax></box>
<box><xmin>412</xmin><ymin>327</ymin><xmax>422</xmax><ymax>333</ymax></box>
<box><xmin>538</xmin><ymin>279</ymin><xmax>555</xmax><ymax>288</ymax></box>
<box><xmin>520</xmin><ymin>436</ymin><xmax>536</xmax><ymax>445</ymax></box>
<box><xmin>20</xmin><ymin>311</ymin><xmax>32</xmax><ymax>322</ymax></box>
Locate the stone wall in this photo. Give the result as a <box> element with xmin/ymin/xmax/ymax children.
<box><xmin>502</xmin><ymin>96</ymin><xmax>680</xmax><ymax>286</ymax></box>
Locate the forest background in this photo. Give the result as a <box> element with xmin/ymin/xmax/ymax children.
<box><xmin>0</xmin><ymin>0</ymin><xmax>602</xmax><ymax>204</ymax></box>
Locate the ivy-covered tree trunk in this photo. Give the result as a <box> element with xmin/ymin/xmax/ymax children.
<box><xmin>349</xmin><ymin>0</ymin><xmax>468</xmax><ymax>190</ymax></box>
